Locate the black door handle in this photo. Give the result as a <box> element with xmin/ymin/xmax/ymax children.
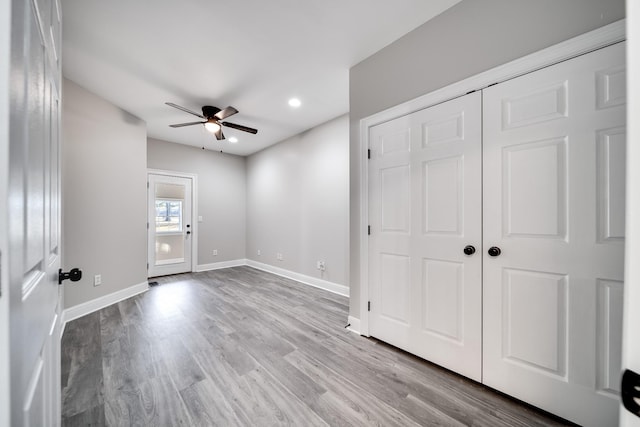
<box><xmin>488</xmin><ymin>246</ymin><xmax>501</xmax><ymax>257</ymax></box>
<box><xmin>58</xmin><ymin>268</ymin><xmax>82</xmax><ymax>285</ymax></box>
<box><xmin>622</xmin><ymin>369</ymin><xmax>640</xmax><ymax>417</ymax></box>
<box><xmin>186</xmin><ymin>231</ymin><xmax>191</xmax><ymax>235</ymax></box>
<box><xmin>463</xmin><ymin>245</ymin><xmax>476</xmax><ymax>255</ymax></box>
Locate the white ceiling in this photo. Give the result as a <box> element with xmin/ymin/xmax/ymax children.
<box><xmin>62</xmin><ymin>0</ymin><xmax>461</xmax><ymax>156</ymax></box>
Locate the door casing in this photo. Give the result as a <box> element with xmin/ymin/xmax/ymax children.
<box><xmin>621</xmin><ymin>2</ymin><xmax>640</xmax><ymax>426</ymax></box>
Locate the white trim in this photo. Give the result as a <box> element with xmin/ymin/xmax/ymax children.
<box><xmin>62</xmin><ymin>281</ymin><xmax>149</xmax><ymax>324</ymax></box>
<box><xmin>357</xmin><ymin>20</ymin><xmax>626</xmax><ymax>338</ymax></box>
<box><xmin>155</xmin><ymin>258</ymin><xmax>186</xmax><ymax>266</ymax></box>
<box><xmin>147</xmin><ymin>168</ymin><xmax>199</xmax><ymax>274</ymax></box>
<box><xmin>59</xmin><ymin>310</ymin><xmax>66</xmax><ymax>340</ymax></box>
<box><xmin>195</xmin><ymin>259</ymin><xmax>248</xmax><ymax>272</ymax></box>
<box><xmin>359</xmin><ymin>115</ymin><xmax>370</xmax><ymax>336</ymax></box>
<box><xmin>621</xmin><ymin>4</ymin><xmax>640</xmax><ymax>426</ymax></box>
<box><xmin>347</xmin><ymin>316</ymin><xmax>361</xmax><ymax>335</ymax></box>
<box><xmin>246</xmin><ymin>259</ymin><xmax>349</xmax><ymax>297</ymax></box>
<box><xmin>0</xmin><ymin>0</ymin><xmax>9</xmax><ymax>424</ymax></box>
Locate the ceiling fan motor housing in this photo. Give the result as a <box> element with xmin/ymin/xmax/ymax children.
<box><xmin>202</xmin><ymin>105</ymin><xmax>221</xmax><ymax>119</ymax></box>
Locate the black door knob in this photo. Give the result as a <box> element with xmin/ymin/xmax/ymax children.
<box><xmin>621</xmin><ymin>369</ymin><xmax>640</xmax><ymax>415</ymax></box>
<box><xmin>488</xmin><ymin>246</ymin><xmax>501</xmax><ymax>257</ymax></box>
<box><xmin>58</xmin><ymin>268</ymin><xmax>83</xmax><ymax>285</ymax></box>
<box><xmin>463</xmin><ymin>245</ymin><xmax>476</xmax><ymax>255</ymax></box>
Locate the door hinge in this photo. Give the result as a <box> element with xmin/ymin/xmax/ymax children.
<box><xmin>147</xmin><ymin>222</ymin><xmax>149</xmax><ymax>229</ymax></box>
<box><xmin>147</xmin><ymin>182</ymin><xmax>149</xmax><ymax>189</ymax></box>
<box><xmin>147</xmin><ymin>262</ymin><xmax>149</xmax><ymax>270</ymax></box>
<box><xmin>367</xmin><ymin>149</ymin><xmax>371</xmax><ymax>159</ymax></box>
<box><xmin>368</xmin><ymin>301</ymin><xmax>371</xmax><ymax>312</ymax></box>
<box><xmin>368</xmin><ymin>225</ymin><xmax>371</xmax><ymax>235</ymax></box>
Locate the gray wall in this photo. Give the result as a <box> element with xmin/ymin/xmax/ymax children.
<box><xmin>62</xmin><ymin>78</ymin><xmax>148</xmax><ymax>309</ymax></box>
<box><xmin>348</xmin><ymin>0</ymin><xmax>625</xmax><ymax>319</ymax></box>
<box><xmin>147</xmin><ymin>138</ymin><xmax>247</xmax><ymax>266</ymax></box>
<box><xmin>247</xmin><ymin>115</ymin><xmax>349</xmax><ymax>286</ymax></box>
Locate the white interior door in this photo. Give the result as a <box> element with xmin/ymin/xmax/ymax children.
<box><xmin>148</xmin><ymin>173</ymin><xmax>193</xmax><ymax>277</ymax></box>
<box><xmin>369</xmin><ymin>92</ymin><xmax>483</xmax><ymax>381</ymax></box>
<box><xmin>482</xmin><ymin>42</ymin><xmax>626</xmax><ymax>427</ymax></box>
<box><xmin>8</xmin><ymin>0</ymin><xmax>63</xmax><ymax>425</ymax></box>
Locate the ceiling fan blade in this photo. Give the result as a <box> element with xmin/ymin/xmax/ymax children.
<box><xmin>165</xmin><ymin>102</ymin><xmax>204</xmax><ymax>118</ymax></box>
<box><xmin>169</xmin><ymin>121</ymin><xmax>205</xmax><ymax>128</ymax></box>
<box><xmin>214</xmin><ymin>128</ymin><xmax>225</xmax><ymax>140</ymax></box>
<box><xmin>222</xmin><ymin>121</ymin><xmax>258</xmax><ymax>134</ymax></box>
<box><xmin>214</xmin><ymin>106</ymin><xmax>238</xmax><ymax>120</ymax></box>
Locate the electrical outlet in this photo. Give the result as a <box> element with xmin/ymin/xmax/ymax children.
<box><xmin>94</xmin><ymin>274</ymin><xmax>102</xmax><ymax>287</ymax></box>
<box><xmin>317</xmin><ymin>261</ymin><xmax>325</xmax><ymax>271</ymax></box>
<box><xmin>213</xmin><ymin>249</ymin><xmax>218</xmax><ymax>256</ymax></box>
<box><xmin>257</xmin><ymin>249</ymin><xmax>261</xmax><ymax>256</ymax></box>
<box><xmin>277</xmin><ymin>253</ymin><xmax>283</xmax><ymax>261</ymax></box>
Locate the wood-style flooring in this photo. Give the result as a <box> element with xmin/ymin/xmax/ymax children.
<box><xmin>61</xmin><ymin>266</ymin><xmax>573</xmax><ymax>426</ymax></box>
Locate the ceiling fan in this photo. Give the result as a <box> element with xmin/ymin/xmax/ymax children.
<box><xmin>166</xmin><ymin>102</ymin><xmax>258</xmax><ymax>141</ymax></box>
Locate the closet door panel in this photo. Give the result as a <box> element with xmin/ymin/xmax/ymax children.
<box><xmin>410</xmin><ymin>92</ymin><xmax>482</xmax><ymax>381</ymax></box>
<box><xmin>482</xmin><ymin>41</ymin><xmax>626</xmax><ymax>427</ymax></box>
<box><xmin>369</xmin><ymin>92</ymin><xmax>482</xmax><ymax>381</ymax></box>
<box><xmin>369</xmin><ymin>115</ymin><xmax>413</xmax><ymax>348</ymax></box>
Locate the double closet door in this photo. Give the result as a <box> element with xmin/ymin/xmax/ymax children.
<box><xmin>368</xmin><ymin>41</ymin><xmax>625</xmax><ymax>427</ymax></box>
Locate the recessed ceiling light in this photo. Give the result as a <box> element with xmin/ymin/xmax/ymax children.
<box><xmin>228</xmin><ymin>136</ymin><xmax>238</xmax><ymax>143</ymax></box>
<box><xmin>288</xmin><ymin>98</ymin><xmax>301</xmax><ymax>108</ymax></box>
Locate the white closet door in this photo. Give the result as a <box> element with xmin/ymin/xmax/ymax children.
<box><xmin>369</xmin><ymin>92</ymin><xmax>482</xmax><ymax>380</ymax></box>
<box><xmin>482</xmin><ymin>42</ymin><xmax>626</xmax><ymax>427</ymax></box>
<box><xmin>369</xmin><ymin>113</ymin><xmax>413</xmax><ymax>349</ymax></box>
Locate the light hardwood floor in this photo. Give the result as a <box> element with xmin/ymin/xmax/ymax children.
<box><xmin>61</xmin><ymin>266</ymin><xmax>574</xmax><ymax>426</ymax></box>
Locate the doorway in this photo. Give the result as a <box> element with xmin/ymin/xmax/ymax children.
<box><xmin>148</xmin><ymin>171</ymin><xmax>196</xmax><ymax>277</ymax></box>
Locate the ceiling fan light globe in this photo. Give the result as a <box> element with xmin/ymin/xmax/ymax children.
<box><xmin>204</xmin><ymin>121</ymin><xmax>221</xmax><ymax>133</ymax></box>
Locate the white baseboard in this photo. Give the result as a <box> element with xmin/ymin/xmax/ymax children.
<box><xmin>195</xmin><ymin>259</ymin><xmax>247</xmax><ymax>272</ymax></box>
<box><xmin>246</xmin><ymin>259</ymin><xmax>349</xmax><ymax>297</ymax></box>
<box><xmin>62</xmin><ymin>281</ymin><xmax>149</xmax><ymax>324</ymax></box>
<box><xmin>347</xmin><ymin>316</ymin><xmax>361</xmax><ymax>335</ymax></box>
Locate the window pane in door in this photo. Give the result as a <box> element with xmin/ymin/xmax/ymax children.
<box><xmin>155</xmin><ymin>200</ymin><xmax>182</xmax><ymax>233</ymax></box>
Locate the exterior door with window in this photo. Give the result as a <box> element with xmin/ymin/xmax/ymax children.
<box><xmin>148</xmin><ymin>173</ymin><xmax>193</xmax><ymax>277</ymax></box>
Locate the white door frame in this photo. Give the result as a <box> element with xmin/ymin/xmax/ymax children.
<box><xmin>621</xmin><ymin>2</ymin><xmax>640</xmax><ymax>425</ymax></box>
<box><xmin>357</xmin><ymin>19</ymin><xmax>625</xmax><ymax>336</ymax></box>
<box><xmin>147</xmin><ymin>169</ymin><xmax>198</xmax><ymax>275</ymax></box>
<box><xmin>0</xmin><ymin>0</ymin><xmax>11</xmax><ymax>424</ymax></box>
